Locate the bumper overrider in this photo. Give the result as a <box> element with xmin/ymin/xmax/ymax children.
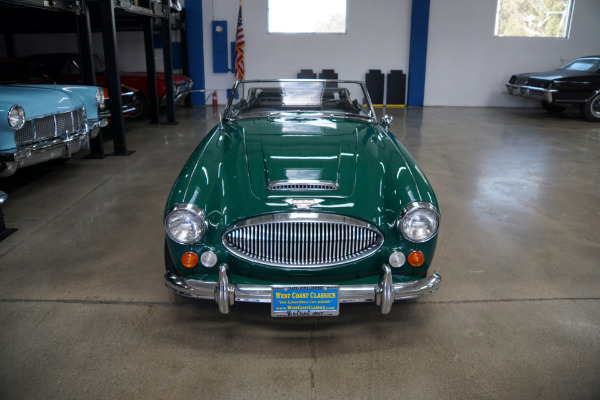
<box><xmin>0</xmin><ymin>118</ymin><xmax>107</xmax><ymax>177</ymax></box>
<box><xmin>165</xmin><ymin>264</ymin><xmax>441</xmax><ymax>315</ymax></box>
<box><xmin>505</xmin><ymin>83</ymin><xmax>557</xmax><ymax>103</ymax></box>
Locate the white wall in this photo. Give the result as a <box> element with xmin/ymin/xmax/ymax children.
<box><xmin>425</xmin><ymin>0</ymin><xmax>600</xmax><ymax>107</ymax></box>
<box><xmin>202</xmin><ymin>0</ymin><xmax>412</xmax><ymax>103</ymax></box>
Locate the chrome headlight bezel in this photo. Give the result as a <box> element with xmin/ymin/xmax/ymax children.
<box><xmin>8</xmin><ymin>105</ymin><xmax>25</xmax><ymax>130</ymax></box>
<box><xmin>399</xmin><ymin>202</ymin><xmax>440</xmax><ymax>243</ymax></box>
<box><xmin>165</xmin><ymin>203</ymin><xmax>208</xmax><ymax>245</ymax></box>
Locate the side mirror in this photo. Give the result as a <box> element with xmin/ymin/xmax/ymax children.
<box><xmin>381</xmin><ymin>115</ymin><xmax>394</xmax><ymax>130</ymax></box>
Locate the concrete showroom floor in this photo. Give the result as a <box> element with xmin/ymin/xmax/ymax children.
<box><xmin>0</xmin><ymin>105</ymin><xmax>599</xmax><ymax>400</ymax></box>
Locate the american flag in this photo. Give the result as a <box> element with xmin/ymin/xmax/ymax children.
<box><xmin>234</xmin><ymin>2</ymin><xmax>245</xmax><ymax>80</ymax></box>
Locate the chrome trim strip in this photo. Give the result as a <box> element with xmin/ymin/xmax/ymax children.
<box><xmin>267</xmin><ymin>180</ymin><xmax>339</xmax><ymax>191</ymax></box>
<box><xmin>164</xmin><ymin>265</ymin><xmax>442</xmax><ymax>315</ymax></box>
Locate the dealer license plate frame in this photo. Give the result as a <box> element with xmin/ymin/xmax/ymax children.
<box><xmin>271</xmin><ymin>285</ymin><xmax>340</xmax><ymax>317</ymax></box>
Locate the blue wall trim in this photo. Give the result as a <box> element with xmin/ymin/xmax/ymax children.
<box><xmin>407</xmin><ymin>0</ymin><xmax>430</xmax><ymax>107</ymax></box>
<box><xmin>186</xmin><ymin>1</ymin><xmax>206</xmax><ymax>105</ymax></box>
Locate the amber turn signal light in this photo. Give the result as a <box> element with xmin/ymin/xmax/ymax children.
<box><xmin>181</xmin><ymin>252</ymin><xmax>199</xmax><ymax>268</ymax></box>
<box><xmin>408</xmin><ymin>251</ymin><xmax>425</xmax><ymax>267</ymax></box>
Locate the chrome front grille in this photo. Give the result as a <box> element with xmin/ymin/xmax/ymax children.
<box><xmin>223</xmin><ymin>213</ymin><xmax>383</xmax><ymax>267</ymax></box>
<box><xmin>527</xmin><ymin>78</ymin><xmax>551</xmax><ymax>89</ymax></box>
<box><xmin>514</xmin><ymin>76</ymin><xmax>528</xmax><ymax>85</ymax></box>
<box><xmin>14</xmin><ymin>108</ymin><xmax>86</xmax><ymax>147</ymax></box>
<box><xmin>15</xmin><ymin>121</ymin><xmax>35</xmax><ymax>145</ymax></box>
<box><xmin>267</xmin><ymin>180</ymin><xmax>339</xmax><ymax>191</ymax></box>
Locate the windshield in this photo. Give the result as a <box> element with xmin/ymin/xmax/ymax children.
<box><xmin>224</xmin><ymin>80</ymin><xmax>376</xmax><ymax>121</ymax></box>
<box><xmin>0</xmin><ymin>60</ymin><xmax>49</xmax><ymax>84</ymax></box>
<box><xmin>560</xmin><ymin>57</ymin><xmax>600</xmax><ymax>72</ymax></box>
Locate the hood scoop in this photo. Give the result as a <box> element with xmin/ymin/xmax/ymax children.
<box><xmin>267</xmin><ymin>180</ymin><xmax>339</xmax><ymax>191</ymax></box>
<box><xmin>244</xmin><ymin>119</ymin><xmax>359</xmax><ymax>199</ymax></box>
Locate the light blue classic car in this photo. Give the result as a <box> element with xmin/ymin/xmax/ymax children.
<box><xmin>0</xmin><ymin>83</ymin><xmax>107</xmax><ymax>177</ymax></box>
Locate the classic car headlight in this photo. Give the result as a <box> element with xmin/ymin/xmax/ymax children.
<box><xmin>399</xmin><ymin>202</ymin><xmax>440</xmax><ymax>243</ymax></box>
<box><xmin>8</xmin><ymin>105</ymin><xmax>25</xmax><ymax>130</ymax></box>
<box><xmin>165</xmin><ymin>204</ymin><xmax>208</xmax><ymax>244</ymax></box>
<box><xmin>95</xmin><ymin>87</ymin><xmax>105</xmax><ymax>106</ymax></box>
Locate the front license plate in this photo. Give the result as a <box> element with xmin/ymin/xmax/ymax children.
<box><xmin>271</xmin><ymin>286</ymin><xmax>339</xmax><ymax>317</ymax></box>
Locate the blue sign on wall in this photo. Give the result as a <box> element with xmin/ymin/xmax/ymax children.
<box><xmin>212</xmin><ymin>20</ymin><xmax>229</xmax><ymax>73</ymax></box>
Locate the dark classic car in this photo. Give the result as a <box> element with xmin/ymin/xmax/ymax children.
<box><xmin>506</xmin><ymin>56</ymin><xmax>600</xmax><ymax>122</ymax></box>
<box><xmin>22</xmin><ymin>53</ymin><xmax>193</xmax><ymax>119</ymax></box>
<box><xmin>163</xmin><ymin>79</ymin><xmax>441</xmax><ymax>316</ymax></box>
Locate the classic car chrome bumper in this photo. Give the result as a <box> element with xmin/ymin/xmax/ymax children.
<box><xmin>165</xmin><ymin>264</ymin><xmax>441</xmax><ymax>315</ymax></box>
<box><xmin>0</xmin><ymin>119</ymin><xmax>107</xmax><ymax>177</ymax></box>
<box><xmin>99</xmin><ymin>103</ymin><xmax>138</xmax><ymax>119</ymax></box>
<box><xmin>506</xmin><ymin>83</ymin><xmax>558</xmax><ymax>103</ymax></box>
<box><xmin>160</xmin><ymin>81</ymin><xmax>194</xmax><ymax>106</ymax></box>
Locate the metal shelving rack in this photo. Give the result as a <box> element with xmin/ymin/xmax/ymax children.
<box><xmin>0</xmin><ymin>0</ymin><xmax>180</xmax><ymax>157</ymax></box>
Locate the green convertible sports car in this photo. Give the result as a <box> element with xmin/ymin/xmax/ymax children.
<box><xmin>164</xmin><ymin>79</ymin><xmax>441</xmax><ymax>317</ymax></box>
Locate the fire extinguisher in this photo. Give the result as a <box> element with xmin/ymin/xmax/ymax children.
<box><xmin>212</xmin><ymin>91</ymin><xmax>218</xmax><ymax>108</ymax></box>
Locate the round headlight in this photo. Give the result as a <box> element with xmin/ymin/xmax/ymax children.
<box><xmin>165</xmin><ymin>204</ymin><xmax>207</xmax><ymax>244</ymax></box>
<box><xmin>399</xmin><ymin>202</ymin><xmax>440</xmax><ymax>243</ymax></box>
<box><xmin>95</xmin><ymin>87</ymin><xmax>105</xmax><ymax>106</ymax></box>
<box><xmin>8</xmin><ymin>105</ymin><xmax>25</xmax><ymax>130</ymax></box>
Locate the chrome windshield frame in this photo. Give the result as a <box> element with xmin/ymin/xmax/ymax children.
<box><xmin>223</xmin><ymin>79</ymin><xmax>378</xmax><ymax>123</ymax></box>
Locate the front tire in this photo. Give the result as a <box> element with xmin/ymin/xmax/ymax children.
<box><xmin>541</xmin><ymin>100</ymin><xmax>566</xmax><ymax>115</ymax></box>
<box><xmin>582</xmin><ymin>93</ymin><xmax>600</xmax><ymax>122</ymax></box>
<box><xmin>129</xmin><ymin>92</ymin><xmax>148</xmax><ymax>119</ymax></box>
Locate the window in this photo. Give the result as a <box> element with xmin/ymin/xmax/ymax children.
<box><xmin>560</xmin><ymin>57</ymin><xmax>600</xmax><ymax>72</ymax></box>
<box><xmin>268</xmin><ymin>0</ymin><xmax>347</xmax><ymax>34</ymax></box>
<box><xmin>494</xmin><ymin>0</ymin><xmax>575</xmax><ymax>38</ymax></box>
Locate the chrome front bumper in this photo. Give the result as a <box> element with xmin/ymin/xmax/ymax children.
<box><xmin>99</xmin><ymin>103</ymin><xmax>138</xmax><ymax>119</ymax></box>
<box><xmin>0</xmin><ymin>119</ymin><xmax>107</xmax><ymax>177</ymax></box>
<box><xmin>506</xmin><ymin>83</ymin><xmax>557</xmax><ymax>103</ymax></box>
<box><xmin>165</xmin><ymin>264</ymin><xmax>441</xmax><ymax>315</ymax></box>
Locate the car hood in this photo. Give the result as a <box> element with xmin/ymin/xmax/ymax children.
<box><xmin>0</xmin><ymin>84</ymin><xmax>84</xmax><ymax>119</ymax></box>
<box><xmin>243</xmin><ymin>118</ymin><xmax>357</xmax><ymax>199</ymax></box>
<box><xmin>167</xmin><ymin>117</ymin><xmax>438</xmax><ymax>230</ymax></box>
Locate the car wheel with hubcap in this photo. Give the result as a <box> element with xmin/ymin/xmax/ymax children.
<box><xmin>582</xmin><ymin>93</ymin><xmax>600</xmax><ymax>122</ymax></box>
<box><xmin>129</xmin><ymin>92</ymin><xmax>148</xmax><ymax>119</ymax></box>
